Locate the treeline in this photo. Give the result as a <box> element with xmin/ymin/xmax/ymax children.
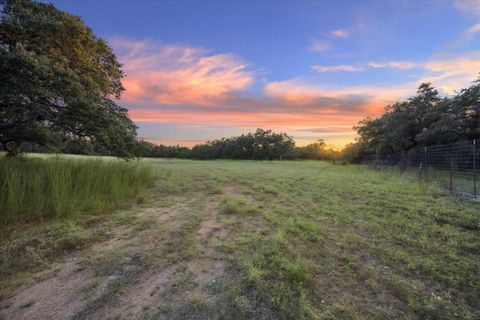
<box><xmin>137</xmin><ymin>129</ymin><xmax>339</xmax><ymax>161</ymax></box>
<box><xmin>343</xmin><ymin>79</ymin><xmax>480</xmax><ymax>163</ymax></box>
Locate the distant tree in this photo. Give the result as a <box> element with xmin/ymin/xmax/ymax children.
<box><xmin>341</xmin><ymin>142</ymin><xmax>365</xmax><ymax>164</ymax></box>
<box><xmin>250</xmin><ymin>129</ymin><xmax>295</xmax><ymax>160</ymax></box>
<box><xmin>191</xmin><ymin>143</ymin><xmax>215</xmax><ymax>160</ymax></box>
<box><xmin>0</xmin><ymin>0</ymin><xmax>138</xmax><ymax>157</ymax></box>
<box><xmin>150</xmin><ymin>144</ymin><xmax>192</xmax><ymax>158</ymax></box>
<box><xmin>348</xmin><ymin>78</ymin><xmax>480</xmax><ymax>162</ymax></box>
<box><xmin>134</xmin><ymin>140</ymin><xmax>155</xmax><ymax>158</ymax></box>
<box><xmin>296</xmin><ymin>139</ymin><xmax>325</xmax><ymax>160</ymax></box>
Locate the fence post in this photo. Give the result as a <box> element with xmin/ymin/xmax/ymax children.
<box><xmin>400</xmin><ymin>150</ymin><xmax>405</xmax><ymax>175</ymax></box>
<box><xmin>449</xmin><ymin>160</ymin><xmax>453</xmax><ymax>193</ymax></box>
<box><xmin>474</xmin><ymin>139</ymin><xmax>477</xmax><ymax>198</ymax></box>
<box><xmin>424</xmin><ymin>146</ymin><xmax>428</xmax><ymax>181</ymax></box>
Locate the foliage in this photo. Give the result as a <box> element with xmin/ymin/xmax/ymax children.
<box><xmin>340</xmin><ymin>142</ymin><xmax>365</xmax><ymax>164</ymax></box>
<box><xmin>351</xmin><ymin>79</ymin><xmax>480</xmax><ymax>158</ymax></box>
<box><xmin>147</xmin><ymin>129</ymin><xmax>337</xmax><ymax>161</ymax></box>
<box><xmin>0</xmin><ymin>155</ymin><xmax>155</xmax><ymax>231</ymax></box>
<box><xmin>192</xmin><ymin>128</ymin><xmax>296</xmax><ymax>160</ymax></box>
<box><xmin>0</xmin><ymin>0</ymin><xmax>138</xmax><ymax>158</ymax></box>
<box><xmin>295</xmin><ymin>139</ymin><xmax>339</xmax><ymax>160</ymax></box>
<box><xmin>150</xmin><ymin>144</ymin><xmax>193</xmax><ymax>159</ymax></box>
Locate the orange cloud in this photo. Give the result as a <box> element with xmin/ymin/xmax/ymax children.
<box><xmin>420</xmin><ymin>53</ymin><xmax>480</xmax><ymax>94</ymax></box>
<box><xmin>264</xmin><ymin>78</ymin><xmax>411</xmax><ymax>115</ymax></box>
<box><xmin>113</xmin><ymin>36</ymin><xmax>478</xmax><ymax>149</ymax></box>
<box><xmin>129</xmin><ymin>109</ymin><xmax>365</xmax><ymax>127</ymax></box>
<box><xmin>112</xmin><ymin>38</ymin><xmax>253</xmax><ymax>106</ymax></box>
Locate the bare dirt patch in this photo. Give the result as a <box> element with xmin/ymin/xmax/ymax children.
<box><xmin>0</xmin><ymin>259</ymin><xmax>92</xmax><ymax>320</ymax></box>
<box><xmin>0</xmin><ymin>190</ymin><xmax>235</xmax><ymax>320</ymax></box>
<box><xmin>186</xmin><ymin>258</ymin><xmax>225</xmax><ymax>288</ymax></box>
<box><xmin>86</xmin><ymin>264</ymin><xmax>179</xmax><ymax>320</ymax></box>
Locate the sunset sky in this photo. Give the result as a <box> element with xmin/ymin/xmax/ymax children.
<box><xmin>45</xmin><ymin>0</ymin><xmax>479</xmax><ymax>148</ymax></box>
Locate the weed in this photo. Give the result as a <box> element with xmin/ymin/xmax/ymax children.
<box><xmin>222</xmin><ymin>197</ymin><xmax>258</xmax><ymax>215</ymax></box>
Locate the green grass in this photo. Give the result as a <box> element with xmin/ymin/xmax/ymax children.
<box><xmin>222</xmin><ymin>196</ymin><xmax>259</xmax><ymax>215</ymax></box>
<box><xmin>1</xmin><ymin>158</ymin><xmax>479</xmax><ymax>319</ymax></box>
<box><xmin>0</xmin><ymin>156</ymin><xmax>156</xmax><ymax>230</ymax></box>
<box><xmin>142</xmin><ymin>159</ymin><xmax>480</xmax><ymax>319</ymax></box>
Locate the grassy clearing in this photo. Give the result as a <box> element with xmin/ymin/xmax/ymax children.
<box><xmin>1</xmin><ymin>159</ymin><xmax>479</xmax><ymax>319</ymax></box>
<box><xmin>144</xmin><ymin>159</ymin><xmax>480</xmax><ymax>319</ymax></box>
<box><xmin>0</xmin><ymin>156</ymin><xmax>155</xmax><ymax>230</ymax></box>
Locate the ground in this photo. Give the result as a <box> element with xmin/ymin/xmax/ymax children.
<box><xmin>0</xmin><ymin>159</ymin><xmax>479</xmax><ymax>319</ymax></box>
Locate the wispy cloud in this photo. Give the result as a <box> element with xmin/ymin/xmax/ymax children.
<box><xmin>264</xmin><ymin>78</ymin><xmax>412</xmax><ymax>114</ymax></box>
<box><xmin>111</xmin><ymin>37</ymin><xmax>253</xmax><ymax>106</ymax></box>
<box><xmin>113</xmin><ymin>32</ymin><xmax>478</xmax><ymax>148</ymax></box>
<box><xmin>308</xmin><ymin>38</ymin><xmax>331</xmax><ymax>53</ymax></box>
<box><xmin>296</xmin><ymin>127</ymin><xmax>354</xmax><ymax>133</ymax></box>
<box><xmin>439</xmin><ymin>21</ymin><xmax>480</xmax><ymax>49</ymax></box>
<box><xmin>330</xmin><ymin>29</ymin><xmax>349</xmax><ymax>38</ymax></box>
<box><xmin>280</xmin><ymin>51</ymin><xmax>479</xmax><ymax>114</ymax></box>
<box><xmin>367</xmin><ymin>60</ymin><xmax>418</xmax><ymax>69</ymax></box>
<box><xmin>454</xmin><ymin>0</ymin><xmax>480</xmax><ymax>16</ymax></box>
<box><xmin>311</xmin><ymin>60</ymin><xmax>418</xmax><ymax>73</ymax></box>
<box><xmin>312</xmin><ymin>64</ymin><xmax>365</xmax><ymax>73</ymax></box>
<box><xmin>465</xmin><ymin>22</ymin><xmax>480</xmax><ymax>35</ymax></box>
<box><xmin>420</xmin><ymin>52</ymin><xmax>480</xmax><ymax>94</ymax></box>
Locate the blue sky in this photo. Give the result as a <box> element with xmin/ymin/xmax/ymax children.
<box><xmin>43</xmin><ymin>0</ymin><xmax>480</xmax><ymax>147</ymax></box>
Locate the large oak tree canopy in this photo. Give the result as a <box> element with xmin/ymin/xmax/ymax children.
<box><xmin>0</xmin><ymin>0</ymin><xmax>138</xmax><ymax>157</ymax></box>
<box><xmin>345</xmin><ymin>80</ymin><xmax>480</xmax><ymax>161</ymax></box>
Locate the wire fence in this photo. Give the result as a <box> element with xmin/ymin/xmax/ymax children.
<box><xmin>363</xmin><ymin>139</ymin><xmax>479</xmax><ymax>198</ymax></box>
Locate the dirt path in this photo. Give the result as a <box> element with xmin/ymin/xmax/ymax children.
<box><xmin>0</xmin><ymin>192</ymin><xmax>231</xmax><ymax>320</ymax></box>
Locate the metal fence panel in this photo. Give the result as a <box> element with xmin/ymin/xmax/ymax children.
<box><xmin>363</xmin><ymin>139</ymin><xmax>479</xmax><ymax>198</ymax></box>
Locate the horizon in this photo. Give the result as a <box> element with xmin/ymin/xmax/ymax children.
<box><xmin>42</xmin><ymin>0</ymin><xmax>480</xmax><ymax>148</ymax></box>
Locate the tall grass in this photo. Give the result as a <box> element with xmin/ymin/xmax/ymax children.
<box><xmin>0</xmin><ymin>156</ymin><xmax>156</xmax><ymax>231</ymax></box>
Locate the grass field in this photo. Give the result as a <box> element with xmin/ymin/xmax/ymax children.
<box><xmin>1</xmin><ymin>158</ymin><xmax>479</xmax><ymax>319</ymax></box>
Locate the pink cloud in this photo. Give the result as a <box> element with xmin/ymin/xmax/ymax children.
<box><xmin>264</xmin><ymin>78</ymin><xmax>410</xmax><ymax>114</ymax></box>
<box><xmin>112</xmin><ymin>36</ymin><xmax>478</xmax><ymax>148</ymax></box>
<box><xmin>112</xmin><ymin>37</ymin><xmax>253</xmax><ymax>106</ymax></box>
<box><xmin>130</xmin><ymin>109</ymin><xmax>365</xmax><ymax>127</ymax></box>
<box><xmin>466</xmin><ymin>22</ymin><xmax>480</xmax><ymax>35</ymax></box>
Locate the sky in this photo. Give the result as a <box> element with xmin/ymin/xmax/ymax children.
<box><xmin>44</xmin><ymin>0</ymin><xmax>480</xmax><ymax>148</ymax></box>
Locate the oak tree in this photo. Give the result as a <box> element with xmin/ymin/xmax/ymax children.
<box><xmin>0</xmin><ymin>0</ymin><xmax>138</xmax><ymax>157</ymax></box>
